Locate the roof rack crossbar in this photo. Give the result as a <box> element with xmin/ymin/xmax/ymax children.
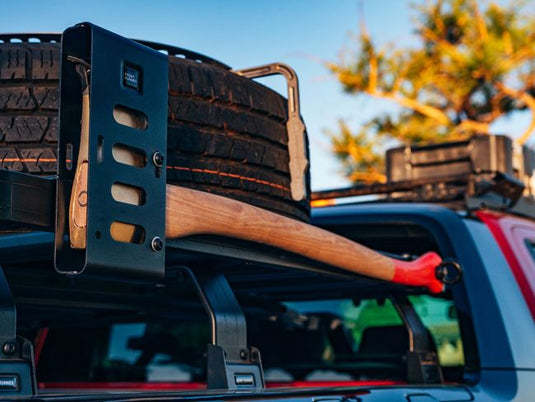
<box><xmin>312</xmin><ymin>174</ymin><xmax>470</xmax><ymax>201</ymax></box>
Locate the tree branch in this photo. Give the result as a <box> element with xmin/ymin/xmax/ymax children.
<box><xmin>496</xmin><ymin>83</ymin><xmax>535</xmax><ymax>145</ymax></box>
<box><xmin>330</xmin><ymin>61</ymin><xmax>451</xmax><ymax>126</ymax></box>
<box><xmin>368</xmin><ymin>49</ymin><xmax>378</xmax><ymax>94</ymax></box>
<box><xmin>380</xmin><ymin>93</ymin><xmax>451</xmax><ymax>125</ymax></box>
<box><xmin>454</xmin><ymin>119</ymin><xmax>490</xmax><ymax>134</ymax></box>
<box><xmin>473</xmin><ymin>0</ymin><xmax>488</xmax><ymax>41</ymax></box>
<box><xmin>350</xmin><ymin>171</ymin><xmax>387</xmax><ymax>184</ymax></box>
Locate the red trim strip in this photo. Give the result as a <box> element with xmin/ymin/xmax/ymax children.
<box><xmin>267</xmin><ymin>380</ymin><xmax>401</xmax><ymax>388</ymax></box>
<box><xmin>476</xmin><ymin>211</ymin><xmax>535</xmax><ymax>321</ymax></box>
<box><xmin>33</xmin><ymin>327</ymin><xmax>49</xmax><ymax>366</ymax></box>
<box><xmin>38</xmin><ymin>382</ymin><xmax>206</xmax><ymax>390</ymax></box>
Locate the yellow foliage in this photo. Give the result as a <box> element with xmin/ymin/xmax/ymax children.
<box><xmin>328</xmin><ymin>0</ymin><xmax>535</xmax><ymax>183</ymax></box>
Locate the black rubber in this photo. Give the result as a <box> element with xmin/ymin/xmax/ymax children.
<box><xmin>0</xmin><ymin>41</ymin><xmax>310</xmax><ymax>222</ymax></box>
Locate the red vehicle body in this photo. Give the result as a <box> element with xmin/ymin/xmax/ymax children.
<box><xmin>477</xmin><ymin>210</ymin><xmax>535</xmax><ymax>320</ymax></box>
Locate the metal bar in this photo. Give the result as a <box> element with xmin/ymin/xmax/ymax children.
<box><xmin>180</xmin><ymin>267</ymin><xmax>264</xmax><ymax>390</ymax></box>
<box><xmin>233</xmin><ymin>63</ymin><xmax>308</xmax><ymax>201</ymax></box>
<box><xmin>166</xmin><ymin>236</ymin><xmax>359</xmax><ymax>278</ymax></box>
<box><xmin>311</xmin><ymin>174</ymin><xmax>470</xmax><ymax>201</ymax></box>
<box><xmin>197</xmin><ymin>272</ymin><xmax>247</xmax><ymax>360</ymax></box>
<box><xmin>182</xmin><ymin>268</ymin><xmax>248</xmax><ymax>361</ymax></box>
<box><xmin>0</xmin><ymin>268</ymin><xmax>15</xmax><ymax>340</ymax></box>
<box><xmin>392</xmin><ymin>294</ymin><xmax>429</xmax><ymax>353</ymax></box>
<box><xmin>0</xmin><ymin>265</ymin><xmax>36</xmax><ymax>396</ymax></box>
<box><xmin>392</xmin><ymin>294</ymin><xmax>442</xmax><ymax>384</ymax></box>
<box><xmin>0</xmin><ymin>171</ymin><xmax>55</xmax><ymax>230</ymax></box>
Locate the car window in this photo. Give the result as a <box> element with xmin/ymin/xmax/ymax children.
<box><xmin>107</xmin><ymin>323</ymin><xmax>145</xmax><ymax>364</ymax></box>
<box><xmin>107</xmin><ymin>323</ymin><xmax>194</xmax><ymax>381</ymax></box>
<box><xmin>524</xmin><ymin>239</ymin><xmax>535</xmax><ymax>267</ymax></box>
<box><xmin>36</xmin><ymin>320</ymin><xmax>211</xmax><ymax>383</ymax></box>
<box><xmin>271</xmin><ymin>295</ymin><xmax>464</xmax><ymax>382</ymax></box>
<box><xmin>409</xmin><ymin>296</ymin><xmax>464</xmax><ymax>366</ymax></box>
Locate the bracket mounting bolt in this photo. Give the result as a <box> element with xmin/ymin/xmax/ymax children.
<box><xmin>152</xmin><ymin>152</ymin><xmax>165</xmax><ymax>168</ymax></box>
<box><xmin>3</xmin><ymin>342</ymin><xmax>16</xmax><ymax>356</ymax></box>
<box><xmin>240</xmin><ymin>349</ymin><xmax>249</xmax><ymax>360</ymax></box>
<box><xmin>151</xmin><ymin>237</ymin><xmax>164</xmax><ymax>252</ymax></box>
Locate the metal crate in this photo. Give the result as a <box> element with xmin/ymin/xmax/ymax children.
<box><xmin>386</xmin><ymin>135</ymin><xmax>514</xmax><ymax>183</ymax></box>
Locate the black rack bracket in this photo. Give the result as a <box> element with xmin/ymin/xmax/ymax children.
<box><xmin>182</xmin><ymin>268</ymin><xmax>264</xmax><ymax>390</ymax></box>
<box><xmin>0</xmin><ymin>170</ymin><xmax>55</xmax><ymax>230</ymax></box>
<box><xmin>55</xmin><ymin>23</ymin><xmax>168</xmax><ymax>279</ymax></box>
<box><xmin>392</xmin><ymin>294</ymin><xmax>443</xmax><ymax>384</ymax></box>
<box><xmin>0</xmin><ymin>266</ymin><xmax>36</xmax><ymax>397</ymax></box>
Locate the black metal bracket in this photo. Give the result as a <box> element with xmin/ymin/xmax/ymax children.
<box><xmin>55</xmin><ymin>23</ymin><xmax>168</xmax><ymax>279</ymax></box>
<box><xmin>392</xmin><ymin>294</ymin><xmax>443</xmax><ymax>384</ymax></box>
<box><xmin>468</xmin><ymin>172</ymin><xmax>525</xmax><ymax>209</ymax></box>
<box><xmin>0</xmin><ymin>170</ymin><xmax>55</xmax><ymax>230</ymax></box>
<box><xmin>0</xmin><ymin>266</ymin><xmax>36</xmax><ymax>397</ymax></box>
<box><xmin>181</xmin><ymin>268</ymin><xmax>264</xmax><ymax>390</ymax></box>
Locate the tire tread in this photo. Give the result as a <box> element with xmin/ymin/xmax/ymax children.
<box><xmin>0</xmin><ymin>42</ymin><xmax>310</xmax><ymax>221</ymax></box>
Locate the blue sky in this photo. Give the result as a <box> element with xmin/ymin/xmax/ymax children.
<box><xmin>2</xmin><ymin>1</ymin><xmax>532</xmax><ymax>190</ymax></box>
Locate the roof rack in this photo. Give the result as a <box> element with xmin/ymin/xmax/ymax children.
<box><xmin>312</xmin><ymin>135</ymin><xmax>535</xmax><ymax>219</ymax></box>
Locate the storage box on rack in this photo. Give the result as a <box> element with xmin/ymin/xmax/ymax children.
<box><xmin>386</xmin><ymin>135</ymin><xmax>514</xmax><ymax>183</ymax></box>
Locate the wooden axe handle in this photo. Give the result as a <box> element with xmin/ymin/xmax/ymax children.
<box><xmin>165</xmin><ymin>185</ymin><xmax>444</xmax><ymax>293</ymax></box>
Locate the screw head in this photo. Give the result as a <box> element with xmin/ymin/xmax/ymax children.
<box><xmin>240</xmin><ymin>349</ymin><xmax>249</xmax><ymax>360</ymax></box>
<box><xmin>3</xmin><ymin>342</ymin><xmax>16</xmax><ymax>356</ymax></box>
<box><xmin>151</xmin><ymin>237</ymin><xmax>164</xmax><ymax>252</ymax></box>
<box><xmin>152</xmin><ymin>152</ymin><xmax>165</xmax><ymax>168</ymax></box>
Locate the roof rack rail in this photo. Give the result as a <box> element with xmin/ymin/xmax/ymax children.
<box><xmin>312</xmin><ymin>135</ymin><xmax>535</xmax><ymax>219</ymax></box>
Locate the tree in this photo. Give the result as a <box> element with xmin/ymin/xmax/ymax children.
<box><xmin>328</xmin><ymin>0</ymin><xmax>535</xmax><ymax>183</ymax></box>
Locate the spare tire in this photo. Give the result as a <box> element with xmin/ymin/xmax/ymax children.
<box><xmin>0</xmin><ymin>37</ymin><xmax>310</xmax><ymax>222</ymax></box>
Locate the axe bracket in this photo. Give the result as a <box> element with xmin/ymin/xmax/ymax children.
<box><xmin>55</xmin><ymin>22</ymin><xmax>168</xmax><ymax>279</ymax></box>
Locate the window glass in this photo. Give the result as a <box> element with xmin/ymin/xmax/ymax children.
<box><xmin>281</xmin><ymin>296</ymin><xmax>464</xmax><ymax>380</ymax></box>
<box><xmin>37</xmin><ymin>320</ymin><xmax>210</xmax><ymax>383</ymax></box>
<box><xmin>409</xmin><ymin>295</ymin><xmax>464</xmax><ymax>366</ymax></box>
<box><xmin>285</xmin><ymin>298</ymin><xmax>402</xmax><ymax>348</ymax></box>
<box><xmin>107</xmin><ymin>323</ymin><xmax>145</xmax><ymax>364</ymax></box>
<box><xmin>106</xmin><ymin>323</ymin><xmax>193</xmax><ymax>381</ymax></box>
<box><xmin>104</xmin><ymin>321</ymin><xmax>209</xmax><ymax>382</ymax></box>
<box><xmin>274</xmin><ymin>296</ymin><xmax>464</xmax><ymax>382</ymax></box>
<box><xmin>525</xmin><ymin>239</ymin><xmax>535</xmax><ymax>263</ymax></box>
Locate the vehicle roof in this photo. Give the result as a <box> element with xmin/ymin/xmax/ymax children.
<box><xmin>311</xmin><ymin>201</ymin><xmax>463</xmax><ymax>221</ymax></box>
<box><xmin>311</xmin><ymin>199</ymin><xmax>535</xmax><ymax>226</ymax></box>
